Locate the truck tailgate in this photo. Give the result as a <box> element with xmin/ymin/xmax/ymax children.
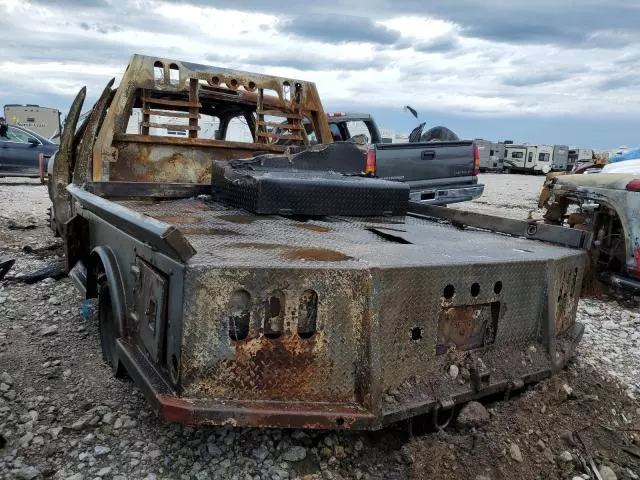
<box><xmin>375</xmin><ymin>140</ymin><xmax>475</xmax><ymax>187</ymax></box>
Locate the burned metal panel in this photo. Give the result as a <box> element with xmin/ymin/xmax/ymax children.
<box><xmin>372</xmin><ymin>255</ymin><xmax>584</xmax><ymax>420</ymax></box>
<box><xmin>68</xmin><ymin>184</ymin><xmax>195</xmax><ymax>263</ymax></box>
<box><xmin>82</xmin><ymin>209</ymin><xmax>186</xmax><ymax>387</ymax></box>
<box><xmin>134</xmin><ymin>257</ymin><xmax>169</xmax><ymax>363</ymax></box>
<box><xmin>74</xmin><ymin>78</ymin><xmax>115</xmax><ymax>185</ymax></box>
<box><xmin>109</xmin><ymin>139</ymin><xmax>283</xmax><ymax>184</ymax></box>
<box><xmin>91</xmin><ymin>54</ymin><xmax>332</xmax><ymax>183</ymax></box>
<box><xmin>546</xmin><ymin>180</ymin><xmax>640</xmax><ymax>279</ymax></box>
<box><xmin>179</xmin><ymin>265</ymin><xmax>373</xmax><ymax>406</ymax></box>
<box><xmin>53</xmin><ymin>87</ymin><xmax>86</xmax><ymax>235</ymax></box>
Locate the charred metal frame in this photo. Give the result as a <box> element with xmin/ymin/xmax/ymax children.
<box><xmin>540</xmin><ymin>175</ymin><xmax>640</xmax><ymax>288</ymax></box>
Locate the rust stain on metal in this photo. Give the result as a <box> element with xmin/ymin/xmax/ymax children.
<box><xmin>436</xmin><ymin>303</ymin><xmax>499</xmax><ymax>355</ymax></box>
<box><xmin>89</xmin><ymin>54</ymin><xmax>332</xmax><ymax>182</ymax></box>
<box><xmin>227</xmin><ymin>243</ymin><xmax>286</xmax><ymax>250</ymax></box>
<box><xmin>281</xmin><ymin>248</ymin><xmax>352</xmax><ymax>262</ymax></box>
<box><xmin>217</xmin><ymin>215</ymin><xmax>271</xmax><ymax>224</ymax></box>
<box><xmin>179</xmin><ymin>227</ymin><xmax>240</xmax><ymax>236</ymax></box>
<box><xmin>291</xmin><ymin>223</ymin><xmax>330</xmax><ymax>233</ymax></box>
<box><xmin>147</xmin><ymin>215</ymin><xmax>203</xmax><ymax>224</ymax></box>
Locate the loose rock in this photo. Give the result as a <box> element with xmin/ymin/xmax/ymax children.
<box><xmin>282</xmin><ymin>446</ymin><xmax>307</xmax><ymax>462</ymax></box>
<box><xmin>599</xmin><ymin>465</ymin><xmax>617</xmax><ymax>480</ymax></box>
<box><xmin>456</xmin><ymin>401</ymin><xmax>490</xmax><ymax>428</ymax></box>
<box><xmin>509</xmin><ymin>443</ymin><xmax>523</xmax><ymax>463</ymax></box>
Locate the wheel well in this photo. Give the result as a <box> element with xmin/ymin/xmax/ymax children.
<box><xmin>86</xmin><ymin>247</ymin><xmax>126</xmax><ymax>338</ymax></box>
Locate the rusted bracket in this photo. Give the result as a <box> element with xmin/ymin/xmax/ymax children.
<box><xmin>408</xmin><ymin>203</ymin><xmax>593</xmax><ymax>250</ymax></box>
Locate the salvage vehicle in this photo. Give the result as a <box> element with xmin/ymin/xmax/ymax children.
<box><xmin>48</xmin><ymin>54</ymin><xmax>590</xmax><ymax>430</ymax></box>
<box><xmin>320</xmin><ymin>112</ymin><xmax>484</xmax><ymax>205</ymax></box>
<box><xmin>540</xmin><ymin>171</ymin><xmax>640</xmax><ymax>292</ymax></box>
<box><xmin>0</xmin><ymin>124</ymin><xmax>58</xmax><ymax>179</ymax></box>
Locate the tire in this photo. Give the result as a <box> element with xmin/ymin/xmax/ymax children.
<box><xmin>421</xmin><ymin>126</ymin><xmax>460</xmax><ymax>142</ymax></box>
<box><xmin>97</xmin><ymin>274</ymin><xmax>127</xmax><ymax>378</ymax></box>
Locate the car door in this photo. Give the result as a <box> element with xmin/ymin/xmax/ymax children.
<box><xmin>0</xmin><ymin>126</ymin><xmax>40</xmax><ymax>175</ymax></box>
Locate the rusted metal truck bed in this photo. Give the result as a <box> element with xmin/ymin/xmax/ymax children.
<box><xmin>52</xmin><ymin>54</ymin><xmax>587</xmax><ymax>431</ymax></box>
<box><xmin>71</xmin><ymin>192</ymin><xmax>585</xmax><ymax>430</ymax></box>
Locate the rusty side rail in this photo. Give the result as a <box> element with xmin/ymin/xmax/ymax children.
<box><xmin>407</xmin><ymin>203</ymin><xmax>593</xmax><ymax>249</ymax></box>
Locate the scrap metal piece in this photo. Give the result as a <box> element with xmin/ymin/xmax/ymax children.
<box><xmin>53</xmin><ymin>86</ymin><xmax>86</xmax><ymax>237</ymax></box>
<box><xmin>74</xmin><ymin>78</ymin><xmax>115</xmax><ymax>185</ymax></box>
<box><xmin>408</xmin><ymin>203</ymin><xmax>593</xmax><ymax>249</ymax></box>
<box><xmin>0</xmin><ymin>257</ymin><xmax>15</xmax><ymax>281</ymax></box>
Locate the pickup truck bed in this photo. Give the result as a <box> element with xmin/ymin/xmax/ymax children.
<box><xmin>324</xmin><ymin>113</ymin><xmax>484</xmax><ymax>205</ymax></box>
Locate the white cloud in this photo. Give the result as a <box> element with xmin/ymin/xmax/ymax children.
<box><xmin>2</xmin><ymin>0</ymin><xmax>640</xmax><ymax>123</ymax></box>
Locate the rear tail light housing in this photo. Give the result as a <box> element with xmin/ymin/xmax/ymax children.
<box><xmin>626</xmin><ymin>179</ymin><xmax>640</xmax><ymax>191</ymax></box>
<box><xmin>365</xmin><ymin>147</ymin><xmax>377</xmax><ymax>175</ymax></box>
<box><xmin>473</xmin><ymin>144</ymin><xmax>480</xmax><ymax>175</ymax></box>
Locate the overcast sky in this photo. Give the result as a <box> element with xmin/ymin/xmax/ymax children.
<box><xmin>1</xmin><ymin>0</ymin><xmax>639</xmax><ymax>148</ymax></box>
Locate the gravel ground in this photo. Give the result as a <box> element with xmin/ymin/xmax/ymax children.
<box><xmin>0</xmin><ymin>175</ymin><xmax>638</xmax><ymax>480</ymax></box>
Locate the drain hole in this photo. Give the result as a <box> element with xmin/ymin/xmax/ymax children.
<box><xmin>443</xmin><ymin>284</ymin><xmax>455</xmax><ymax>299</ymax></box>
<box><xmin>298</xmin><ymin>290</ymin><xmax>318</xmax><ymax>339</ymax></box>
<box><xmin>494</xmin><ymin>281</ymin><xmax>503</xmax><ymax>294</ymax></box>
<box><xmin>471</xmin><ymin>283</ymin><xmax>480</xmax><ymax>297</ymax></box>
<box><xmin>336</xmin><ymin>417</ymin><xmax>345</xmax><ymax>426</ymax></box>
<box><xmin>411</xmin><ymin>327</ymin><xmax>422</xmax><ymax>341</ymax></box>
<box><xmin>228</xmin><ymin>289</ymin><xmax>251</xmax><ymax>341</ymax></box>
<box><xmin>264</xmin><ymin>292</ymin><xmax>284</xmax><ymax>339</ymax></box>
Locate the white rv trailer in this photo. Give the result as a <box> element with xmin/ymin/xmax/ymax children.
<box><xmin>504</xmin><ymin>144</ymin><xmax>528</xmax><ymax>171</ymax></box>
<box><xmin>3</xmin><ymin>104</ymin><xmax>62</xmax><ymax>143</ymax></box>
<box><xmin>551</xmin><ymin>145</ymin><xmax>569</xmax><ymax>171</ymax></box>
<box><xmin>568</xmin><ymin>148</ymin><xmax>593</xmax><ymax>170</ymax></box>
<box><xmin>531</xmin><ymin>145</ymin><xmax>554</xmax><ymax>173</ymax></box>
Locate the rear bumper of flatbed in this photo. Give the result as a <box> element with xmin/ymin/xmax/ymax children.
<box><xmin>117</xmin><ymin>321</ymin><xmax>584</xmax><ymax>430</ymax></box>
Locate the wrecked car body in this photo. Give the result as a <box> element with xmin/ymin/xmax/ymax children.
<box><xmin>540</xmin><ymin>173</ymin><xmax>640</xmax><ymax>292</ymax></box>
<box><xmin>48</xmin><ymin>54</ymin><xmax>588</xmax><ymax>430</ymax></box>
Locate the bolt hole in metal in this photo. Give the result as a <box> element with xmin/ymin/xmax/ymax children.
<box><xmin>471</xmin><ymin>282</ymin><xmax>480</xmax><ymax>297</ymax></box>
<box><xmin>264</xmin><ymin>292</ymin><xmax>285</xmax><ymax>339</ymax></box>
<box><xmin>494</xmin><ymin>281</ymin><xmax>503</xmax><ymax>294</ymax></box>
<box><xmin>443</xmin><ymin>284</ymin><xmax>455</xmax><ymax>299</ymax></box>
<box><xmin>297</xmin><ymin>290</ymin><xmax>318</xmax><ymax>339</ymax></box>
<box><xmin>411</xmin><ymin>326</ymin><xmax>422</xmax><ymax>341</ymax></box>
<box><xmin>228</xmin><ymin>289</ymin><xmax>251</xmax><ymax>341</ymax></box>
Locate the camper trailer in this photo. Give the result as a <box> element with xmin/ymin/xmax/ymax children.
<box><xmin>532</xmin><ymin>145</ymin><xmax>554</xmax><ymax>173</ymax></box>
<box><xmin>551</xmin><ymin>145</ymin><xmax>569</xmax><ymax>171</ymax></box>
<box><xmin>489</xmin><ymin>142</ymin><xmax>505</xmax><ymax>171</ymax></box>
<box><xmin>568</xmin><ymin>148</ymin><xmax>593</xmax><ymax>170</ymax></box>
<box><xmin>504</xmin><ymin>144</ymin><xmax>528</xmax><ymax>171</ymax></box>
<box><xmin>3</xmin><ymin>104</ymin><xmax>62</xmax><ymax>143</ymax></box>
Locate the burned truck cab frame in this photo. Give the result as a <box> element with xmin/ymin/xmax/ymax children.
<box><xmin>50</xmin><ymin>54</ymin><xmax>588</xmax><ymax>430</ymax></box>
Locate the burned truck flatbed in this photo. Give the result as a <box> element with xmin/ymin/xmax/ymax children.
<box><xmin>49</xmin><ymin>54</ymin><xmax>586</xmax><ymax>430</ymax></box>
<box><xmin>66</xmin><ymin>185</ymin><xmax>585</xmax><ymax>429</ymax></box>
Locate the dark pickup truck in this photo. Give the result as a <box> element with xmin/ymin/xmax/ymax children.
<box><xmin>322</xmin><ymin>113</ymin><xmax>484</xmax><ymax>205</ymax></box>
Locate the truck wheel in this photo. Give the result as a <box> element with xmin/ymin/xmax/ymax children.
<box><xmin>97</xmin><ymin>274</ymin><xmax>126</xmax><ymax>378</ymax></box>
